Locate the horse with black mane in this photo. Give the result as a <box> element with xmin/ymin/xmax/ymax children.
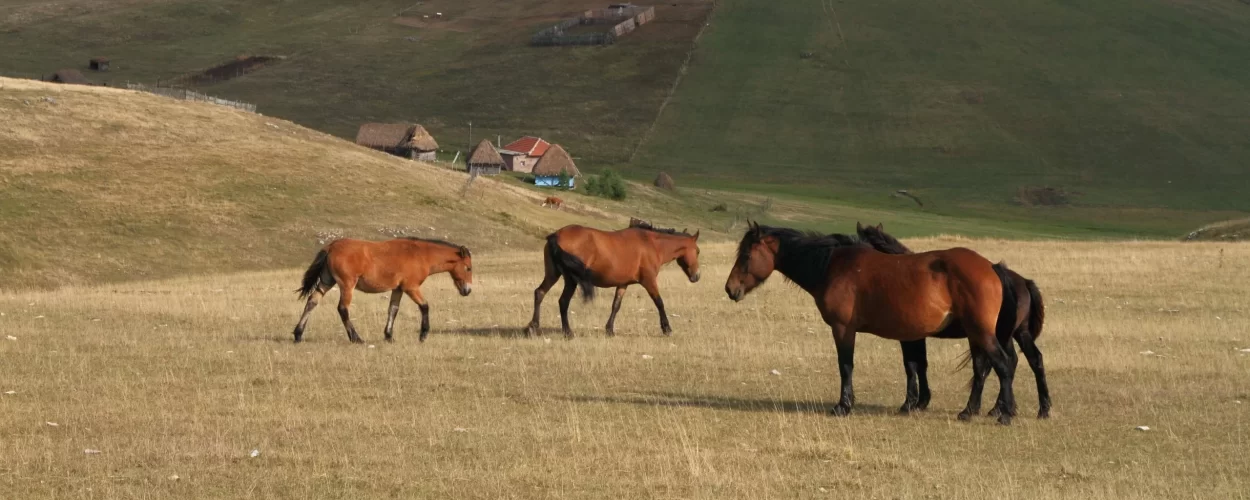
<box><xmin>855</xmin><ymin>222</ymin><xmax>1050</xmax><ymax>419</ymax></box>
<box><xmin>526</xmin><ymin>218</ymin><xmax>701</xmax><ymax>338</ymax></box>
<box><xmin>293</xmin><ymin>237</ymin><xmax>473</xmax><ymax>344</ymax></box>
<box><xmin>724</xmin><ymin>222</ymin><xmax>1021</xmax><ymax>424</ymax></box>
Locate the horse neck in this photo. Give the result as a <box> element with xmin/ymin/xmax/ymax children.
<box><xmin>772</xmin><ymin>239</ymin><xmax>847</xmax><ymax>295</ymax></box>
<box><xmin>417</xmin><ymin>244</ymin><xmax>459</xmax><ymax>274</ymax></box>
<box><xmin>650</xmin><ymin>233</ymin><xmax>690</xmax><ymax>262</ymax></box>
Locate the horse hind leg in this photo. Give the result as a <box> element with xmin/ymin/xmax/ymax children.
<box><xmin>293</xmin><ymin>284</ymin><xmax>331</xmax><ymax>343</ymax></box>
<box><xmin>604</xmin><ymin>286</ymin><xmax>627</xmax><ymax>336</ymax></box>
<box><xmin>525</xmin><ymin>249</ymin><xmax>561</xmax><ymax>337</ymax></box>
<box><xmin>1015</xmin><ymin>328</ymin><xmax>1051</xmax><ymax>418</ymax></box>
<box><xmin>403</xmin><ymin>287</ymin><xmax>431</xmax><ymax>342</ymax></box>
<box><xmin>383</xmin><ymin>289</ymin><xmax>403</xmax><ymax>343</ymax></box>
<box><xmin>336</xmin><ymin>280</ymin><xmax>364</xmax><ymax>344</ymax></box>
<box><xmin>958</xmin><ymin>346</ymin><xmax>992</xmax><ymax>421</ymax></box>
<box><xmin>557</xmin><ymin>277</ymin><xmax>578</xmax><ymax>338</ymax></box>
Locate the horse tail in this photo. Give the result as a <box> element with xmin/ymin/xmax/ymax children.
<box><xmin>546</xmin><ymin>233</ymin><xmax>595</xmax><ymax>302</ymax></box>
<box><xmin>992</xmin><ymin>262</ymin><xmax>1018</xmax><ymax>345</ymax></box>
<box><xmin>1025</xmin><ymin>279</ymin><xmax>1045</xmax><ymax>340</ymax></box>
<box><xmin>297</xmin><ymin>249</ymin><xmax>330</xmax><ymax>300</ymax></box>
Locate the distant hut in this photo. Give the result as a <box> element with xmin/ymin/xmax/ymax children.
<box><xmin>498</xmin><ymin>136</ymin><xmax>551</xmax><ymax>173</ymax></box>
<box><xmin>48</xmin><ymin>69</ymin><xmax>89</xmax><ymax>85</ymax></box>
<box><xmin>532</xmin><ymin>144</ymin><xmax>580</xmax><ymax>188</ymax></box>
<box><xmin>354</xmin><ymin>123</ymin><xmax>439</xmax><ymax>161</ymax></box>
<box><xmin>89</xmin><ymin>57</ymin><xmax>110</xmax><ymax>72</ymax></box>
<box><xmin>466</xmin><ymin>139</ymin><xmax>505</xmax><ymax>176</ymax></box>
<box><xmin>654</xmin><ymin>172</ymin><xmax>675</xmax><ymax>190</ymax></box>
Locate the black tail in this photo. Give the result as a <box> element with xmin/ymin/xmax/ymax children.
<box><xmin>546</xmin><ymin>234</ymin><xmax>595</xmax><ymax>302</ymax></box>
<box><xmin>297</xmin><ymin>249</ymin><xmax>330</xmax><ymax>300</ymax></box>
<box><xmin>1025</xmin><ymin>279</ymin><xmax>1045</xmax><ymax>340</ymax></box>
<box><xmin>992</xmin><ymin>263</ymin><xmax>1018</xmax><ymax>345</ymax></box>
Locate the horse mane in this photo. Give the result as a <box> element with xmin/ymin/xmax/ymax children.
<box><xmin>856</xmin><ymin>224</ymin><xmax>913</xmax><ymax>255</ymax></box>
<box><xmin>737</xmin><ymin>225</ymin><xmax>867</xmax><ymax>290</ymax></box>
<box><xmin>401</xmin><ymin>236</ymin><xmax>471</xmax><ymax>256</ymax></box>
<box><xmin>628</xmin><ymin>217</ymin><xmax>692</xmax><ymax>237</ymax></box>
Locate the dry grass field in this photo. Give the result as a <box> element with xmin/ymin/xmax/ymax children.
<box><xmin>2</xmin><ymin>238</ymin><xmax>1248</xmax><ymax>498</ymax></box>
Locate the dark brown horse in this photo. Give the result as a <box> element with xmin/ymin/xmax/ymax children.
<box><xmin>725</xmin><ymin>222</ymin><xmax>1021</xmax><ymax>424</ymax></box>
<box><xmin>293</xmin><ymin>237</ymin><xmax>473</xmax><ymax>344</ymax></box>
<box><xmin>526</xmin><ymin>219</ymin><xmax>701</xmax><ymax>338</ymax></box>
<box><xmin>855</xmin><ymin>222</ymin><xmax>1050</xmax><ymax>419</ymax></box>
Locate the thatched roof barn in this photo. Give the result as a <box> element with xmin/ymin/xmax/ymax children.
<box><xmin>532</xmin><ymin>144</ymin><xmax>580</xmax><ymax>187</ymax></box>
<box><xmin>48</xmin><ymin>69</ymin><xmax>89</xmax><ymax>85</ymax></box>
<box><xmin>355</xmin><ymin>123</ymin><xmax>439</xmax><ymax>160</ymax></box>
<box><xmin>466</xmin><ymin>139</ymin><xmax>505</xmax><ymax>175</ymax></box>
<box><xmin>499</xmin><ymin>136</ymin><xmax>551</xmax><ymax>173</ymax></box>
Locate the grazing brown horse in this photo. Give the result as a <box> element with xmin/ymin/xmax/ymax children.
<box><xmin>542</xmin><ymin>196</ymin><xmax>563</xmax><ymax>209</ymax></box>
<box><xmin>855</xmin><ymin>222</ymin><xmax>1050</xmax><ymax>419</ymax></box>
<box><xmin>525</xmin><ymin>219</ymin><xmax>701</xmax><ymax>338</ymax></box>
<box><xmin>293</xmin><ymin>237</ymin><xmax>473</xmax><ymax>344</ymax></box>
<box><xmin>724</xmin><ymin>222</ymin><xmax>1020</xmax><ymax>424</ymax></box>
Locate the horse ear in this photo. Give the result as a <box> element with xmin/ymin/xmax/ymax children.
<box><xmin>694</xmin><ymin>230</ymin><xmax>700</xmax><ymax>240</ymax></box>
<box><xmin>876</xmin><ymin>223</ymin><xmax>884</xmax><ymax>231</ymax></box>
<box><xmin>856</xmin><ymin>221</ymin><xmax>863</xmax><ymax>231</ymax></box>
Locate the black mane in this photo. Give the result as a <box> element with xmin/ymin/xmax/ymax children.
<box><xmin>736</xmin><ymin>225</ymin><xmax>867</xmax><ymax>290</ymax></box>
<box><xmin>856</xmin><ymin>224</ymin><xmax>913</xmax><ymax>255</ymax></box>
<box><xmin>402</xmin><ymin>236</ymin><xmax>470</xmax><ymax>255</ymax></box>
<box><xmin>628</xmin><ymin>217</ymin><xmax>692</xmax><ymax>236</ymax></box>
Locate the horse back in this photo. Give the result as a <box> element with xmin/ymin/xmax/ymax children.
<box><xmin>552</xmin><ymin>225</ymin><xmax>653</xmax><ymax>283</ymax></box>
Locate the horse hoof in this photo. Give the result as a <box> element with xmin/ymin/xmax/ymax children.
<box><xmin>661</xmin><ymin>328</ymin><xmax>673</xmax><ymax>337</ymax></box>
<box><xmin>987</xmin><ymin>407</ymin><xmax>1001</xmax><ymax>418</ymax></box>
<box><xmin>997</xmin><ymin>414</ymin><xmax>1013</xmax><ymax>426</ymax></box>
<box><xmin>385</xmin><ymin>337</ymin><xmax>394</xmax><ymax>343</ymax></box>
<box><xmin>898</xmin><ymin>403</ymin><xmax>919</xmax><ymax>415</ymax></box>
<box><xmin>829</xmin><ymin>405</ymin><xmax>851</xmax><ymax>417</ymax></box>
<box><xmin>1037</xmin><ymin>410</ymin><xmax>1050</xmax><ymax>419</ymax></box>
<box><xmin>957</xmin><ymin>411</ymin><xmax>973</xmax><ymax>421</ymax></box>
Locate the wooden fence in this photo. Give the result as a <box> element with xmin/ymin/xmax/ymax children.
<box><xmin>125</xmin><ymin>83</ymin><xmax>257</xmax><ymax>113</ymax></box>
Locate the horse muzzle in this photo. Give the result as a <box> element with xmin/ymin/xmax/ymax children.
<box><xmin>458</xmin><ymin>284</ymin><xmax>472</xmax><ymax>297</ymax></box>
<box><xmin>725</xmin><ymin>286</ymin><xmax>744</xmax><ymax>302</ymax></box>
<box><xmin>689</xmin><ymin>272</ymin><xmax>701</xmax><ymax>283</ymax></box>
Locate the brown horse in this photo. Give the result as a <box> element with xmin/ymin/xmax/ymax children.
<box><xmin>525</xmin><ymin>219</ymin><xmax>701</xmax><ymax>338</ymax></box>
<box><xmin>542</xmin><ymin>196</ymin><xmax>563</xmax><ymax>209</ymax></box>
<box><xmin>724</xmin><ymin>222</ymin><xmax>1020</xmax><ymax>424</ymax></box>
<box><xmin>855</xmin><ymin>222</ymin><xmax>1050</xmax><ymax>419</ymax></box>
<box><xmin>293</xmin><ymin>237</ymin><xmax>473</xmax><ymax>344</ymax></box>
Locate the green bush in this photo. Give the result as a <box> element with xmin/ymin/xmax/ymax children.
<box><xmin>556</xmin><ymin>169</ymin><xmax>572</xmax><ymax>189</ymax></box>
<box><xmin>585</xmin><ymin>169</ymin><xmax>628</xmax><ymax>200</ymax></box>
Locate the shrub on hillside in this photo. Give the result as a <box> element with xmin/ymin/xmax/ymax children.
<box><xmin>585</xmin><ymin>169</ymin><xmax>628</xmax><ymax>200</ymax></box>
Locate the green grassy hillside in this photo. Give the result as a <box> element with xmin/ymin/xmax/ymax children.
<box><xmin>629</xmin><ymin>0</ymin><xmax>1250</xmax><ymax>236</ymax></box>
<box><xmin>0</xmin><ymin>0</ymin><xmax>713</xmax><ymax>164</ymax></box>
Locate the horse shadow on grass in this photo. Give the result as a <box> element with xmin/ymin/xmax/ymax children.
<box><xmin>559</xmin><ymin>391</ymin><xmax>892</xmax><ymax>416</ymax></box>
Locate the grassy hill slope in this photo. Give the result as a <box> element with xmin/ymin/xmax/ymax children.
<box><xmin>630</xmin><ymin>0</ymin><xmax>1250</xmax><ymax>236</ymax></box>
<box><xmin>0</xmin><ymin>0</ymin><xmax>713</xmax><ymax>164</ymax></box>
<box><xmin>0</xmin><ymin>77</ymin><xmax>625</xmax><ymax>288</ymax></box>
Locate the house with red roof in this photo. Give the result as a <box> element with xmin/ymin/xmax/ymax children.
<box><xmin>498</xmin><ymin>136</ymin><xmax>551</xmax><ymax>173</ymax></box>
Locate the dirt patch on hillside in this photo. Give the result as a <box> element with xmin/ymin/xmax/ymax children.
<box><xmin>184</xmin><ymin>55</ymin><xmax>281</xmax><ymax>85</ymax></box>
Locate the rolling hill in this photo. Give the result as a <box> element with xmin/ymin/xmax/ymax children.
<box><xmin>629</xmin><ymin>0</ymin><xmax>1250</xmax><ymax>235</ymax></box>
<box><xmin>0</xmin><ymin>77</ymin><xmax>620</xmax><ymax>288</ymax></box>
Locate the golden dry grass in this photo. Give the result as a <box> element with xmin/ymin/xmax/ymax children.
<box><xmin>2</xmin><ymin>239</ymin><xmax>1248</xmax><ymax>498</ymax></box>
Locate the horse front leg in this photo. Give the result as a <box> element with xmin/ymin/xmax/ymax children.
<box><xmin>830</xmin><ymin>325</ymin><xmax>856</xmax><ymax>416</ymax></box>
<box><xmin>403</xmin><ymin>287</ymin><xmax>430</xmax><ymax>342</ymax></box>
<box><xmin>899</xmin><ymin>340</ymin><xmax>930</xmax><ymax>414</ymax></box>
<box><xmin>604</xmin><ymin>285</ymin><xmax>627</xmax><ymax>336</ymax></box>
<box><xmin>640</xmin><ymin>277</ymin><xmax>671</xmax><ymax>336</ymax></box>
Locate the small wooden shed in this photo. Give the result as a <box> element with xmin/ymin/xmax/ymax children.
<box><xmin>532</xmin><ymin>144</ymin><xmax>580</xmax><ymax>188</ymax></box>
<box><xmin>89</xmin><ymin>57</ymin><xmax>110</xmax><ymax>71</ymax></box>
<box><xmin>466</xmin><ymin>139</ymin><xmax>505</xmax><ymax>176</ymax></box>
<box><xmin>355</xmin><ymin>123</ymin><xmax>439</xmax><ymax>161</ymax></box>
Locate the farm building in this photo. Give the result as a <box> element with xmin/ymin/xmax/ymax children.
<box><xmin>532</xmin><ymin>144</ymin><xmax>580</xmax><ymax>188</ymax></box>
<box><xmin>466</xmin><ymin>139</ymin><xmax>505</xmax><ymax>176</ymax></box>
<box><xmin>89</xmin><ymin>57</ymin><xmax>110</xmax><ymax>71</ymax></box>
<box><xmin>354</xmin><ymin>123</ymin><xmax>439</xmax><ymax>161</ymax></box>
<box><xmin>499</xmin><ymin>136</ymin><xmax>551</xmax><ymax>173</ymax></box>
<box><xmin>48</xmin><ymin>69</ymin><xmax>90</xmax><ymax>85</ymax></box>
